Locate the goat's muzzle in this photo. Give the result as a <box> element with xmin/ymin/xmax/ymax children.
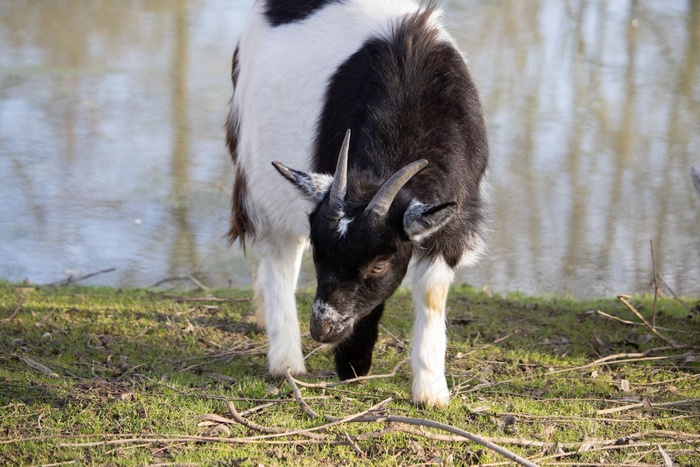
<box><xmin>310</xmin><ymin>299</ymin><xmax>352</xmax><ymax>343</ymax></box>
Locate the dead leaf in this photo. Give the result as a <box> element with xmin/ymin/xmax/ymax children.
<box><xmin>619</xmin><ymin>379</ymin><xmax>631</xmax><ymax>392</ymax></box>
<box><xmin>471</xmin><ymin>405</ymin><xmax>489</xmax><ymax>414</ymax></box>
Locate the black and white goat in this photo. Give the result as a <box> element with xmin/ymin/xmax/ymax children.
<box><xmin>226</xmin><ymin>0</ymin><xmax>488</xmax><ymax>406</ymax></box>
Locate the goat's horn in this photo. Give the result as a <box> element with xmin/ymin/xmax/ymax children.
<box><xmin>329</xmin><ymin>129</ymin><xmax>351</xmax><ymax>209</ymax></box>
<box><xmin>365</xmin><ymin>159</ymin><xmax>428</xmax><ymax>218</ymax></box>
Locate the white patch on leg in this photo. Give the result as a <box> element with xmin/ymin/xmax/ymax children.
<box><xmin>410</xmin><ymin>256</ymin><xmax>454</xmax><ymax>407</ymax></box>
<box><xmin>255</xmin><ymin>237</ymin><xmax>307</xmax><ymax>376</ymax></box>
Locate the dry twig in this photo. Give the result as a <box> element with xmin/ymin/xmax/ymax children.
<box><xmin>650</xmin><ymin>240</ymin><xmax>660</xmax><ymax>328</ymax></box>
<box><xmin>45</xmin><ymin>268</ymin><xmax>116</xmax><ymax>287</ymax></box>
<box><xmin>18</xmin><ymin>354</ymin><xmax>59</xmax><ymax>378</ymax></box>
<box><xmin>0</xmin><ymin>292</ymin><xmax>24</xmax><ymax>325</ymax></box>
<box><xmin>285</xmin><ymin>369</ymin><xmax>320</xmax><ymax>419</ymax></box>
<box><xmin>289</xmin><ymin>359</ymin><xmax>408</xmax><ymax>389</ymax></box>
<box><xmin>617</xmin><ymin>294</ymin><xmax>678</xmax><ymax>348</ymax></box>
<box><xmin>596</xmin><ymin>398</ymin><xmax>700</xmax><ymax>415</ymax></box>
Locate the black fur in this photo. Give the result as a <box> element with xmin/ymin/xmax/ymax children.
<box><xmin>264</xmin><ymin>0</ymin><xmax>342</xmax><ymax>27</ymax></box>
<box><xmin>334</xmin><ymin>303</ymin><xmax>384</xmax><ymax>380</ymax></box>
<box><xmin>312</xmin><ymin>7</ymin><xmax>488</xmax><ymax>267</ymax></box>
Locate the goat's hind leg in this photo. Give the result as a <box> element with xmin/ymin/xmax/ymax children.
<box><xmin>254</xmin><ymin>236</ymin><xmax>307</xmax><ymax>376</ymax></box>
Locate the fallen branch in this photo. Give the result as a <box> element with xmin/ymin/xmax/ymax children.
<box><xmin>546</xmin><ymin>349</ymin><xmax>697</xmax><ymax>377</ymax></box>
<box><xmin>229</xmin><ymin>397</ymin><xmax>393</xmax><ymax>442</ymax></box>
<box><xmin>18</xmin><ymin>354</ymin><xmax>59</xmax><ymax>378</ymax></box>
<box><xmin>650</xmin><ymin>240</ymin><xmax>660</xmax><ymax>328</ymax></box>
<box><xmin>346</xmin><ymin>414</ymin><xmax>540</xmax><ymax>467</ymax></box>
<box><xmin>596</xmin><ymin>398</ymin><xmax>700</xmax><ymax>415</ymax></box>
<box><xmin>215</xmin><ymin>404</ymin><xmax>324</xmax><ymax>440</ymax></box>
<box><xmin>617</xmin><ymin>294</ymin><xmax>678</xmax><ymax>348</ymax></box>
<box><xmin>45</xmin><ymin>268</ymin><xmax>116</xmax><ymax>287</ymax></box>
<box><xmin>285</xmin><ymin>369</ymin><xmax>320</xmax><ymax>419</ymax></box>
<box><xmin>0</xmin><ymin>293</ymin><xmax>25</xmax><ymax>325</ymax></box>
<box><xmin>148</xmin><ymin>275</ymin><xmax>210</xmax><ymax>291</ymax></box>
<box><xmin>343</xmin><ymin>431</ymin><xmax>365</xmax><ymax>457</ymax></box>
<box><xmin>289</xmin><ymin>359</ymin><xmax>408</xmax><ymax>389</ymax></box>
<box><xmin>60</xmin><ymin>435</ymin><xmax>335</xmax><ymax>448</ymax></box>
<box><xmin>594</xmin><ymin>310</ymin><xmax>699</xmax><ymax>335</ymax></box>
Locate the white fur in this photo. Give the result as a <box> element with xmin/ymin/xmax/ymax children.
<box><xmin>337</xmin><ymin>217</ymin><xmax>353</xmax><ymax>237</ymax></box>
<box><xmin>410</xmin><ymin>256</ymin><xmax>454</xmax><ymax>406</ymax></box>
<box><xmin>253</xmin><ymin>235</ymin><xmax>307</xmax><ymax>376</ymax></box>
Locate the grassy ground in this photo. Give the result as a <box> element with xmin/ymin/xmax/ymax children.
<box><xmin>0</xmin><ymin>281</ymin><xmax>698</xmax><ymax>466</ymax></box>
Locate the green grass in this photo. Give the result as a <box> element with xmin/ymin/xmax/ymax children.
<box><xmin>1</xmin><ymin>282</ymin><xmax>698</xmax><ymax>466</ymax></box>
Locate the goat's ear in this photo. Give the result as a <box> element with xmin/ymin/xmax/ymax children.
<box><xmin>272</xmin><ymin>161</ymin><xmax>333</xmax><ymax>203</ymax></box>
<box><xmin>403</xmin><ymin>201</ymin><xmax>457</xmax><ymax>242</ymax></box>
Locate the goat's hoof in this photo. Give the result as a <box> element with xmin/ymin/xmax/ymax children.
<box><xmin>269</xmin><ymin>360</ymin><xmax>306</xmax><ymax>377</ymax></box>
<box><xmin>412</xmin><ymin>379</ymin><xmax>450</xmax><ymax>407</ymax></box>
<box><xmin>412</xmin><ymin>393</ymin><xmax>450</xmax><ymax>408</ymax></box>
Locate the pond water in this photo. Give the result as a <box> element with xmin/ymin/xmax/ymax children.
<box><xmin>1</xmin><ymin>0</ymin><xmax>699</xmax><ymax>298</ymax></box>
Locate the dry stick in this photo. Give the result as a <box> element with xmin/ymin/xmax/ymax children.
<box><xmin>45</xmin><ymin>268</ymin><xmax>116</xmax><ymax>287</ymax></box>
<box><xmin>546</xmin><ymin>352</ymin><xmax>695</xmax><ymax>377</ymax></box>
<box><xmin>363</xmin><ymin>415</ymin><xmax>540</xmax><ymax>467</ymax></box>
<box><xmin>617</xmin><ymin>294</ymin><xmax>678</xmax><ymax>347</ymax></box>
<box><xmin>188</xmin><ymin>275</ymin><xmax>210</xmax><ymax>291</ymax></box>
<box><xmin>594</xmin><ymin>310</ymin><xmax>700</xmax><ymax>334</ymax></box>
<box><xmin>290</xmin><ymin>359</ymin><xmax>409</xmax><ymax>389</ymax></box>
<box><xmin>379</xmin><ymin>324</ymin><xmax>408</xmax><ymax>350</ymax></box>
<box><xmin>356</xmin><ymin>424</ymin><xmax>699</xmax><ymax>452</ymax></box>
<box><xmin>18</xmin><ymin>354</ymin><xmax>59</xmax><ymax>378</ymax></box>
<box><xmin>650</xmin><ymin>240</ymin><xmax>659</xmax><ymax>328</ymax></box>
<box><xmin>207</xmin><ymin>409</ymin><xmax>325</xmax><ymax>441</ymax></box>
<box><xmin>343</xmin><ymin>431</ymin><xmax>365</xmax><ymax>457</ymax></box>
<box><xmin>285</xmin><ymin>369</ymin><xmax>320</xmax><ymax>419</ymax></box>
<box><xmin>596</xmin><ymin>309</ymin><xmax>640</xmax><ymax>326</ymax></box>
<box><xmin>149</xmin><ymin>276</ymin><xmax>192</xmax><ymax>288</ymax></box>
<box><xmin>212</xmin><ymin>397</ymin><xmax>394</xmax><ymax>445</ymax></box>
<box><xmin>60</xmin><ymin>435</ymin><xmax>335</xmax><ymax>448</ymax></box>
<box><xmin>596</xmin><ymin>398</ymin><xmax>700</xmax><ymax>416</ymax></box>
<box><xmin>0</xmin><ymin>296</ymin><xmax>24</xmax><ymax>324</ymax></box>
<box><xmin>532</xmin><ymin>438</ymin><xmax>698</xmax><ymax>465</ymax></box>
<box><xmin>463</xmin><ymin>348</ymin><xmax>695</xmax><ymax>395</ymax></box>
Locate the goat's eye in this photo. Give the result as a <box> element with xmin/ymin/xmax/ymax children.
<box><xmin>371</xmin><ymin>262</ymin><xmax>387</xmax><ymax>274</ymax></box>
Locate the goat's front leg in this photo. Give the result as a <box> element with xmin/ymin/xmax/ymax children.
<box><xmin>411</xmin><ymin>256</ymin><xmax>454</xmax><ymax>407</ymax></box>
<box><xmin>254</xmin><ymin>236</ymin><xmax>307</xmax><ymax>376</ymax></box>
<box><xmin>333</xmin><ymin>303</ymin><xmax>384</xmax><ymax>380</ymax></box>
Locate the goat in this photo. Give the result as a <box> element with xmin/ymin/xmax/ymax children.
<box><xmin>226</xmin><ymin>0</ymin><xmax>488</xmax><ymax>407</ymax></box>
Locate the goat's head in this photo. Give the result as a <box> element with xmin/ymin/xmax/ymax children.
<box><xmin>272</xmin><ymin>130</ymin><xmax>456</xmax><ymax>343</ymax></box>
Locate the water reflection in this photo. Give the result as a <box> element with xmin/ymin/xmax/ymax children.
<box><xmin>0</xmin><ymin>0</ymin><xmax>698</xmax><ymax>297</ymax></box>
